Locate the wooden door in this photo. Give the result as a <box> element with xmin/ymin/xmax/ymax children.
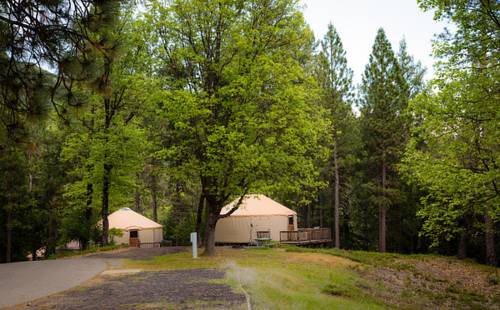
<box><xmin>129</xmin><ymin>230</ymin><xmax>140</xmax><ymax>247</ymax></box>
<box><xmin>288</xmin><ymin>216</ymin><xmax>295</xmax><ymax>231</ymax></box>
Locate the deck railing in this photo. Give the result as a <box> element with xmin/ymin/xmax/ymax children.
<box><xmin>256</xmin><ymin>231</ymin><xmax>271</xmax><ymax>239</ymax></box>
<box><xmin>138</xmin><ymin>242</ymin><xmax>161</xmax><ymax>248</ymax></box>
<box><xmin>279</xmin><ymin>228</ymin><xmax>331</xmax><ymax>243</ymax></box>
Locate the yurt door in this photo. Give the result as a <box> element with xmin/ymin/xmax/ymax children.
<box><xmin>288</xmin><ymin>216</ymin><xmax>294</xmax><ymax>231</ymax></box>
<box><xmin>129</xmin><ymin>230</ymin><xmax>140</xmax><ymax>247</ymax></box>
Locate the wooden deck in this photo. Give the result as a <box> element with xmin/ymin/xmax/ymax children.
<box><xmin>280</xmin><ymin>228</ymin><xmax>332</xmax><ymax>245</ymax></box>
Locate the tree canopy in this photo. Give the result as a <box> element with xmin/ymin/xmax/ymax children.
<box><xmin>0</xmin><ymin>0</ymin><xmax>497</xmax><ymax>265</ymax></box>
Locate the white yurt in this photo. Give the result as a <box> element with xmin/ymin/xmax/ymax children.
<box><xmin>215</xmin><ymin>194</ymin><xmax>297</xmax><ymax>243</ymax></box>
<box><xmin>108</xmin><ymin>208</ymin><xmax>163</xmax><ymax>247</ymax></box>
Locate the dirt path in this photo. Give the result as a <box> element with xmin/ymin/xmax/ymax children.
<box><xmin>0</xmin><ymin>258</ymin><xmax>106</xmax><ymax>308</ymax></box>
<box><xmin>17</xmin><ymin>269</ymin><xmax>246</xmax><ymax>310</ymax></box>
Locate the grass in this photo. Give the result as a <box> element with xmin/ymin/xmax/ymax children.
<box><xmin>47</xmin><ymin>244</ymin><xmax>127</xmax><ymax>259</ymax></box>
<box><xmin>125</xmin><ymin>247</ymin><xmax>387</xmax><ymax>309</ymax></box>
<box><xmin>123</xmin><ymin>246</ymin><xmax>500</xmax><ymax>309</ymax></box>
<box><xmin>283</xmin><ymin>246</ymin><xmax>500</xmax><ymax>309</ymax></box>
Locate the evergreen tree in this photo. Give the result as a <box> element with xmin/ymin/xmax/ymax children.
<box><xmin>359</xmin><ymin>28</ymin><xmax>408</xmax><ymax>252</ymax></box>
<box><xmin>397</xmin><ymin>39</ymin><xmax>425</xmax><ymax>100</ymax></box>
<box><xmin>315</xmin><ymin>23</ymin><xmax>355</xmax><ymax>248</ymax></box>
<box><xmin>0</xmin><ymin>0</ymin><xmax>129</xmax><ymax>260</ymax></box>
<box><xmin>61</xmin><ymin>3</ymin><xmax>154</xmax><ymax>246</ymax></box>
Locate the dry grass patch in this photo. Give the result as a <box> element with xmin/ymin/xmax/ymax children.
<box><xmin>284</xmin><ymin>251</ymin><xmax>359</xmax><ymax>269</ymax></box>
<box><xmin>290</xmin><ymin>247</ymin><xmax>500</xmax><ymax>310</ymax></box>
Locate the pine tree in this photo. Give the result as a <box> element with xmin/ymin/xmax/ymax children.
<box><xmin>316</xmin><ymin>23</ymin><xmax>355</xmax><ymax>248</ymax></box>
<box><xmin>397</xmin><ymin>39</ymin><xmax>425</xmax><ymax>100</ymax></box>
<box><xmin>0</xmin><ymin>0</ymin><xmax>128</xmax><ymax>259</ymax></box>
<box><xmin>359</xmin><ymin>28</ymin><xmax>408</xmax><ymax>252</ymax></box>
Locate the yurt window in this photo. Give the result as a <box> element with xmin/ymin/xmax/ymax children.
<box><xmin>288</xmin><ymin>216</ymin><xmax>294</xmax><ymax>225</ymax></box>
<box><xmin>130</xmin><ymin>230</ymin><xmax>138</xmax><ymax>238</ymax></box>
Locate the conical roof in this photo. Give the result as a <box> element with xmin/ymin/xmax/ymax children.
<box><xmin>220</xmin><ymin>194</ymin><xmax>296</xmax><ymax>217</ymax></box>
<box><xmin>108</xmin><ymin>207</ymin><xmax>162</xmax><ymax>230</ymax></box>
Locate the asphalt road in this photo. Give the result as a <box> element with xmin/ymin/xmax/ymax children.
<box><xmin>0</xmin><ymin>258</ymin><xmax>106</xmax><ymax>308</ymax></box>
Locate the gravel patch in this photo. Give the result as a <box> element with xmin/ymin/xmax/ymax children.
<box><xmin>20</xmin><ymin>269</ymin><xmax>246</xmax><ymax>310</ymax></box>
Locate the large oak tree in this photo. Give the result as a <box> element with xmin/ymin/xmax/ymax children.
<box><xmin>143</xmin><ymin>0</ymin><xmax>326</xmax><ymax>255</ymax></box>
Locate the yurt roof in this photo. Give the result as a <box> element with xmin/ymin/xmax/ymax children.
<box><xmin>108</xmin><ymin>208</ymin><xmax>162</xmax><ymax>230</ymax></box>
<box><xmin>220</xmin><ymin>194</ymin><xmax>296</xmax><ymax>217</ymax></box>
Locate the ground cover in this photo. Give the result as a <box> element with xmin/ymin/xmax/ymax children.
<box><xmin>17</xmin><ymin>246</ymin><xmax>500</xmax><ymax>309</ymax></box>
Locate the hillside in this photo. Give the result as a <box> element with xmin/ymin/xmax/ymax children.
<box><xmin>121</xmin><ymin>247</ymin><xmax>499</xmax><ymax>309</ymax></box>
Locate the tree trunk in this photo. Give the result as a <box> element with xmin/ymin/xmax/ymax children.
<box><xmin>46</xmin><ymin>207</ymin><xmax>58</xmax><ymax>256</ymax></box>
<box><xmin>379</xmin><ymin>160</ymin><xmax>387</xmax><ymax>252</ymax></box>
<box><xmin>134</xmin><ymin>190</ymin><xmax>141</xmax><ymax>213</ymax></box>
<box><xmin>151</xmin><ymin>188</ymin><xmax>158</xmax><ymax>223</ymax></box>
<box><xmin>484</xmin><ymin>210</ymin><xmax>496</xmax><ymax>266</ymax></box>
<box><xmin>457</xmin><ymin>230</ymin><xmax>467</xmax><ymax>259</ymax></box>
<box><xmin>306</xmin><ymin>205</ymin><xmax>311</xmax><ymax>228</ymax></box>
<box><xmin>101</xmin><ymin>163</ymin><xmax>112</xmax><ymax>245</ymax></box>
<box><xmin>28</xmin><ymin>173</ymin><xmax>33</xmax><ymax>192</ymax></box>
<box><xmin>5</xmin><ymin>208</ymin><xmax>12</xmax><ymax>263</ymax></box>
<box><xmin>195</xmin><ymin>193</ymin><xmax>205</xmax><ymax>246</ymax></box>
<box><xmin>333</xmin><ymin>142</ymin><xmax>340</xmax><ymax>248</ymax></box>
<box><xmin>83</xmin><ymin>182</ymin><xmax>93</xmax><ymax>250</ymax></box>
<box><xmin>203</xmin><ymin>209</ymin><xmax>218</xmax><ymax>256</ymax></box>
<box><xmin>319</xmin><ymin>206</ymin><xmax>323</xmax><ymax>228</ymax></box>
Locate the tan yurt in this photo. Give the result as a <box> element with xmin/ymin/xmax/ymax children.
<box><xmin>215</xmin><ymin>194</ymin><xmax>297</xmax><ymax>244</ymax></box>
<box><xmin>108</xmin><ymin>208</ymin><xmax>163</xmax><ymax>247</ymax></box>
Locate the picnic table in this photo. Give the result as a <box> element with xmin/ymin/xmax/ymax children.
<box><xmin>255</xmin><ymin>231</ymin><xmax>272</xmax><ymax>247</ymax></box>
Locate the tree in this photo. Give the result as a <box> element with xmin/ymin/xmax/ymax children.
<box><xmin>0</xmin><ymin>0</ymin><xmax>131</xmax><ymax>260</ymax></box>
<box><xmin>60</xmin><ymin>2</ymin><xmax>154</xmax><ymax>245</ymax></box>
<box><xmin>144</xmin><ymin>0</ymin><xmax>326</xmax><ymax>255</ymax></box>
<box><xmin>359</xmin><ymin>28</ymin><xmax>408</xmax><ymax>252</ymax></box>
<box><xmin>315</xmin><ymin>23</ymin><xmax>355</xmax><ymax>248</ymax></box>
<box><xmin>404</xmin><ymin>0</ymin><xmax>499</xmax><ymax>265</ymax></box>
<box><xmin>397</xmin><ymin>39</ymin><xmax>425</xmax><ymax>100</ymax></box>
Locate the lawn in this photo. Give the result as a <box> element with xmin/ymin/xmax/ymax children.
<box><xmin>123</xmin><ymin>246</ymin><xmax>500</xmax><ymax>310</ymax></box>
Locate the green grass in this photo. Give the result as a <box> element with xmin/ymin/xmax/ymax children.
<box><xmin>284</xmin><ymin>246</ymin><xmax>500</xmax><ymax>309</ymax></box>
<box><xmin>283</xmin><ymin>244</ymin><xmax>416</xmax><ymax>266</ymax></box>
<box><xmin>123</xmin><ymin>246</ymin><xmax>499</xmax><ymax>309</ymax></box>
<box><xmin>48</xmin><ymin>244</ymin><xmax>127</xmax><ymax>259</ymax></box>
<box><xmin>125</xmin><ymin>247</ymin><xmax>388</xmax><ymax>309</ymax></box>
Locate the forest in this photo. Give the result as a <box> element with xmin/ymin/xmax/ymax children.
<box><xmin>0</xmin><ymin>0</ymin><xmax>498</xmax><ymax>266</ymax></box>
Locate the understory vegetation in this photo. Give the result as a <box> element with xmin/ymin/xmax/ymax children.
<box><xmin>0</xmin><ymin>0</ymin><xmax>498</xmax><ymax>267</ymax></box>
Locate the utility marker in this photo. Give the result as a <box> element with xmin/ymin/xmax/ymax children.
<box><xmin>190</xmin><ymin>232</ymin><xmax>198</xmax><ymax>258</ymax></box>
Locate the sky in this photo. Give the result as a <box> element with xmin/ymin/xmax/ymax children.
<box><xmin>299</xmin><ymin>0</ymin><xmax>447</xmax><ymax>84</ymax></box>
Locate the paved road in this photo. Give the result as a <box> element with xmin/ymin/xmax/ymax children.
<box><xmin>0</xmin><ymin>258</ymin><xmax>106</xmax><ymax>308</ymax></box>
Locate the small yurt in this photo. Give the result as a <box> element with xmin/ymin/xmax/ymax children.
<box><xmin>108</xmin><ymin>208</ymin><xmax>163</xmax><ymax>247</ymax></box>
<box><xmin>215</xmin><ymin>194</ymin><xmax>297</xmax><ymax>243</ymax></box>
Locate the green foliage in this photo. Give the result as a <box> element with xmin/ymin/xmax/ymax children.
<box><xmin>109</xmin><ymin>228</ymin><xmax>124</xmax><ymax>240</ymax></box>
<box><xmin>357</xmin><ymin>28</ymin><xmax>413</xmax><ymax>252</ymax></box>
<box><xmin>0</xmin><ymin>0</ymin><xmax>496</xmax><ymax>266</ymax></box>
<box><xmin>359</xmin><ymin>28</ymin><xmax>408</xmax><ymax>171</ymax></box>
<box><xmin>143</xmin><ymin>0</ymin><xmax>329</xmax><ymax>253</ymax></box>
<box><xmin>404</xmin><ymin>0</ymin><xmax>499</xmax><ymax>264</ymax></box>
<box><xmin>313</xmin><ymin>22</ymin><xmax>358</xmax><ymax>246</ymax></box>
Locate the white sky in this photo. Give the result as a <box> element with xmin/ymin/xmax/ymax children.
<box><xmin>300</xmin><ymin>0</ymin><xmax>447</xmax><ymax>84</ymax></box>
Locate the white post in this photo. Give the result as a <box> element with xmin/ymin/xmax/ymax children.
<box><xmin>190</xmin><ymin>232</ymin><xmax>198</xmax><ymax>258</ymax></box>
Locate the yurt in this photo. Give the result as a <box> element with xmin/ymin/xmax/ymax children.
<box><xmin>215</xmin><ymin>194</ymin><xmax>297</xmax><ymax>243</ymax></box>
<box><xmin>108</xmin><ymin>208</ymin><xmax>163</xmax><ymax>247</ymax></box>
